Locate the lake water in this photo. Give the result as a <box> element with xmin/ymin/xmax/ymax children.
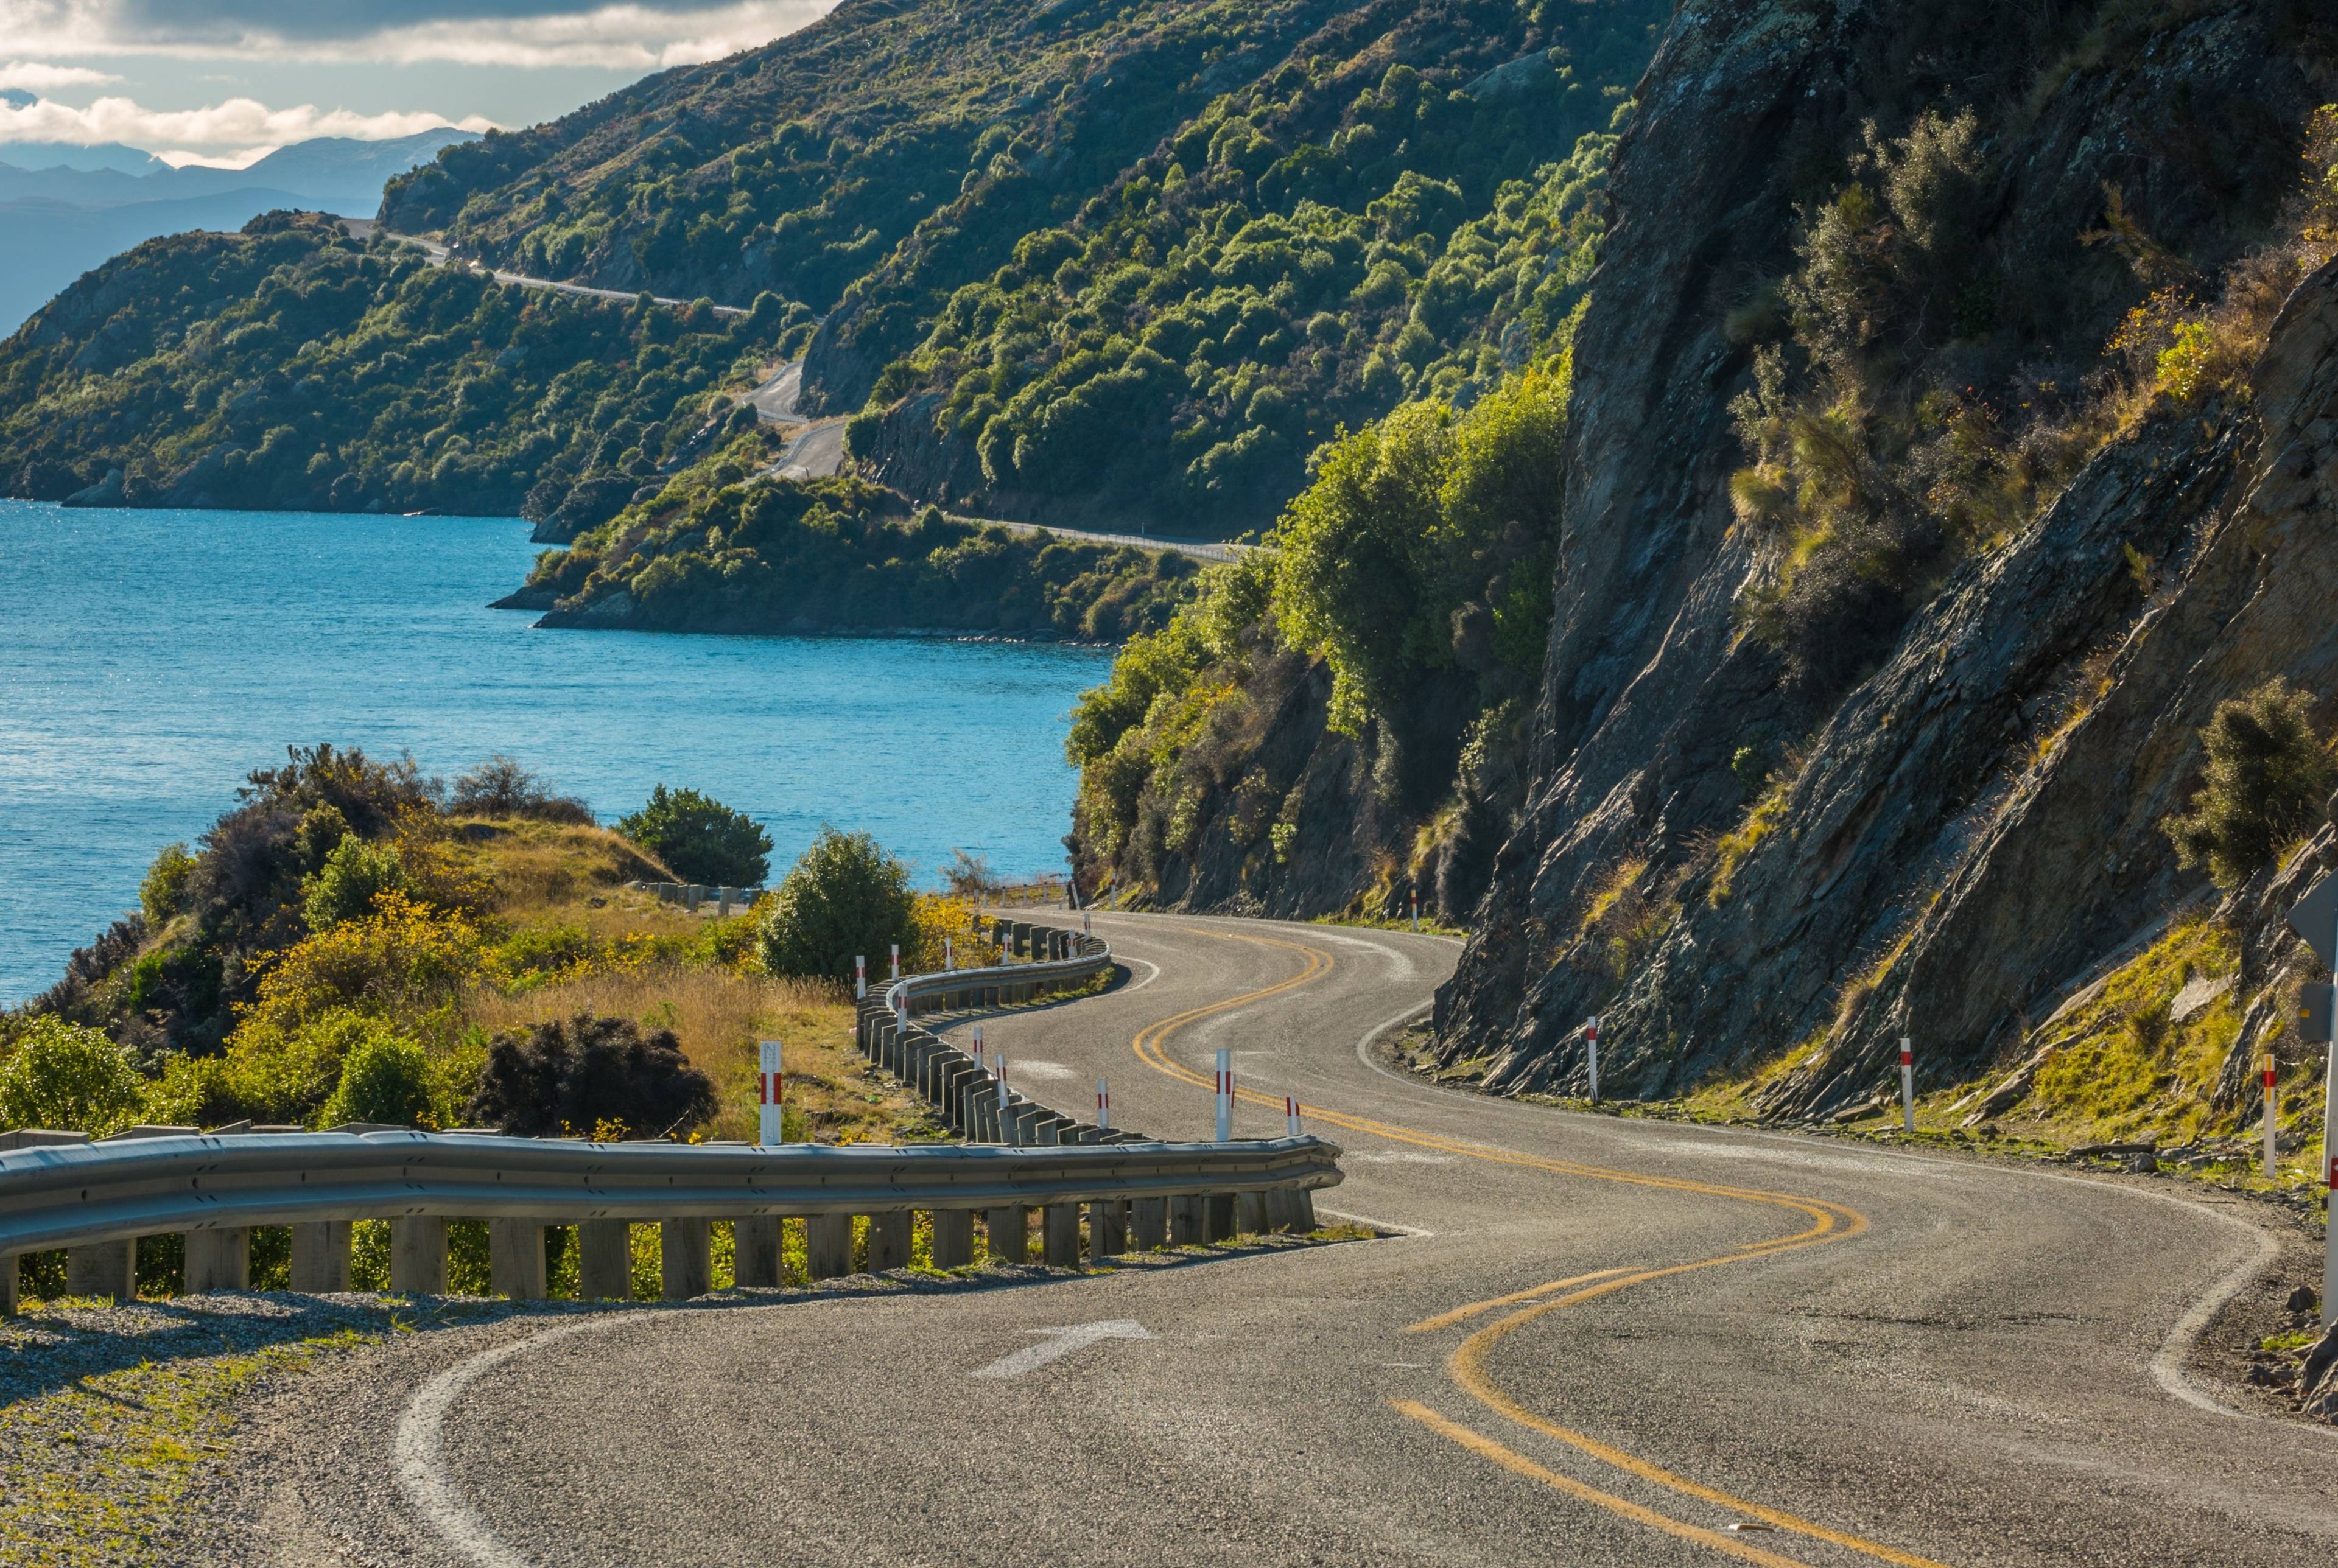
<box><xmin>0</xmin><ymin>499</ymin><xmax>1112</xmax><ymax>1004</ymax></box>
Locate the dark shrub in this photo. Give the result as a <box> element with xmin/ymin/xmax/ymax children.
<box><xmin>449</xmin><ymin>754</ymin><xmax>594</xmax><ymax>824</ymax></box>
<box><xmin>617</xmin><ymin>783</ymin><xmax>773</xmax><ymax>884</ymax></box>
<box><xmin>466</xmin><ymin>1013</ymin><xmax>717</xmax><ymax>1139</ymax></box>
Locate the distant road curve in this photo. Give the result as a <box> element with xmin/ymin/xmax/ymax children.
<box><xmin>340</xmin><ymin>219</ymin><xmax>745</xmax><ymax>317</ymax></box>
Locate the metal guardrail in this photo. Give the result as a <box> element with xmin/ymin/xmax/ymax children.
<box><xmin>0</xmin><ymin>920</ymin><xmax>1343</xmax><ymax>1311</ymax></box>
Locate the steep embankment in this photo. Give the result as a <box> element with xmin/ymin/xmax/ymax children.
<box><xmin>1420</xmin><ymin>0</ymin><xmax>2338</xmax><ymax>1144</ymax></box>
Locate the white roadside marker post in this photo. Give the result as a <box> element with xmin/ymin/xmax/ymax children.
<box><xmin>1097</xmin><ymin>1079</ymin><xmax>1111</xmax><ymax>1132</ymax></box>
<box><xmin>1285</xmin><ymin>1094</ymin><xmax>1301</xmax><ymax>1139</ymax></box>
<box><xmin>757</xmin><ymin>1040</ymin><xmax>784</xmax><ymax>1147</ymax></box>
<box><xmin>855</xmin><ymin>954</ymin><xmax>866</xmax><ymax>1000</ymax></box>
<box><xmin>1215</xmin><ymin>1048</ymin><xmax>1233</xmax><ymax>1143</ymax></box>
<box><xmin>946</xmin><ymin>936</ymin><xmax>955</xmax><ymax>971</ymax></box>
<box><xmin>2278</xmin><ymin>872</ymin><xmax>2338</xmax><ymax>1328</ymax></box>
<box><xmin>1409</xmin><ymin>893</ymin><xmax>1418</xmax><ymax>933</ymax></box>
<box><xmin>1584</xmin><ymin>1015</ymin><xmax>1600</xmax><ymax>1106</ymax></box>
<box><xmin>997</xmin><ymin>1057</ymin><xmax>1011</xmax><ymax>1141</ymax></box>
<box><xmin>2263</xmin><ymin>1052</ymin><xmax>2278</xmax><ymax>1179</ymax></box>
<box><xmin>1900</xmin><ymin>1037</ymin><xmax>1916</xmax><ymax>1133</ymax></box>
<box><xmin>890</xmin><ymin>943</ymin><xmax>900</xmax><ymax>982</ymax></box>
<box><xmin>972</xmin><ymin>1023</ymin><xmax>984</xmax><ymax>1069</ymax></box>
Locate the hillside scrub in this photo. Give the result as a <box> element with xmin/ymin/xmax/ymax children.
<box><xmin>2164</xmin><ymin>679</ymin><xmax>2335</xmax><ymax>892</ymax></box>
<box><xmin>1067</xmin><ymin>348</ymin><xmax>1570</xmax><ymax>914</ymax></box>
<box><xmin>523</xmin><ymin>462</ymin><xmax>1201</xmax><ymax>639</ymax></box>
<box><xmin>0</xmin><ymin>213</ymin><xmax>803</xmax><ymax>523</ymax></box>
<box><xmin>0</xmin><ymin>750</ymin><xmax>934</xmax><ymax>1169</ymax></box>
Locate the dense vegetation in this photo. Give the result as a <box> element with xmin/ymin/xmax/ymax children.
<box><xmin>385</xmin><ymin>0</ymin><xmax>1656</xmax><ymax>532</ymax></box>
<box><xmin>1067</xmin><ymin>349</ymin><xmax>1571</xmax><ymax>911</ymax></box>
<box><xmin>0</xmin><ymin>212</ymin><xmax>806</xmax><ymax>524</ymax></box>
<box><xmin>522</xmin><ymin>449</ymin><xmax>1201</xmax><ymax>639</ymax></box>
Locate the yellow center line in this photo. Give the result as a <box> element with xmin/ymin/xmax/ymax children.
<box><xmin>1392</xmin><ymin>1402</ymin><xmax>1823</xmax><ymax>1566</ymax></box>
<box><xmin>1123</xmin><ymin>920</ymin><xmax>1951</xmax><ymax>1568</ymax></box>
<box><xmin>1403</xmin><ymin>1269</ymin><xmax>1635</xmax><ymax>1334</ymax></box>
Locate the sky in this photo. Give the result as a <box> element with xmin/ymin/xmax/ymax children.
<box><xmin>0</xmin><ymin>0</ymin><xmax>837</xmax><ymax>167</ymax></box>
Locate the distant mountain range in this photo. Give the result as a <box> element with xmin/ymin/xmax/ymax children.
<box><xmin>0</xmin><ymin>127</ymin><xmax>480</xmax><ymax>334</ymax></box>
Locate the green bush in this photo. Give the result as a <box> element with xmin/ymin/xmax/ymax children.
<box><xmin>139</xmin><ymin>843</ymin><xmax>197</xmax><ymax>927</ymax></box>
<box><xmin>465</xmin><ymin>1013</ymin><xmax>716</xmax><ymax>1139</ymax></box>
<box><xmin>618</xmin><ymin>784</ymin><xmax>773</xmax><ymax>886</ymax></box>
<box><xmin>2164</xmin><ymin>679</ymin><xmax>2334</xmax><ymax>890</ymax></box>
<box><xmin>318</xmin><ymin>1026</ymin><xmax>434</xmax><ymax>1127</ymax></box>
<box><xmin>303</xmin><ymin>832</ymin><xmax>409</xmax><ymax>931</ymax></box>
<box><xmin>0</xmin><ymin>1017</ymin><xmax>146</xmax><ymax>1135</ymax></box>
<box><xmin>757</xmin><ymin>827</ymin><xmax>915</xmax><ymax>981</ymax></box>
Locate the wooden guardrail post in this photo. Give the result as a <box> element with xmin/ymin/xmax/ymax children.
<box><xmin>290</xmin><ymin>1221</ymin><xmax>351</xmax><ymax>1292</ymax></box>
<box><xmin>930</xmin><ymin>1208</ymin><xmax>974</xmax><ymax>1268</ymax></box>
<box><xmin>985</xmin><ymin>1207</ymin><xmax>1030</xmax><ymax>1264</ymax></box>
<box><xmin>391</xmin><ymin>1216</ymin><xmax>448</xmax><ymax>1294</ymax></box>
<box><xmin>184</xmin><ymin>1227</ymin><xmax>250</xmax><ymax>1293</ymax></box>
<box><xmin>68</xmin><ymin>1239</ymin><xmax>136</xmax><ymax>1300</ymax></box>
<box><xmin>806</xmin><ymin>1213</ymin><xmax>854</xmax><ymax>1279</ymax></box>
<box><xmin>1168</xmin><ymin>1195</ymin><xmax>1202</xmax><ymax>1245</ymax></box>
<box><xmin>865</xmin><ymin>1210</ymin><xmax>911</xmax><ymax>1272</ymax></box>
<box><xmin>578</xmin><ymin>1219</ymin><xmax>633</xmax><ymax>1300</ymax></box>
<box><xmin>661</xmin><ymin>1219</ymin><xmax>711</xmax><ymax>1300</ymax></box>
<box><xmin>1042</xmin><ymin>1203</ymin><xmax>1081</xmax><ymax>1265</ymax></box>
<box><xmin>1</xmin><ymin>1254</ymin><xmax>16</xmax><ymax>1315</ymax></box>
<box><xmin>735</xmin><ymin>1217</ymin><xmax>783</xmax><ymax>1287</ymax></box>
<box><xmin>1087</xmin><ymin>1200</ymin><xmax>1126</xmax><ymax>1261</ymax></box>
<box><xmin>1129</xmin><ymin>1198</ymin><xmax>1167</xmax><ymax>1251</ymax></box>
<box><xmin>1204</xmin><ymin>1195</ymin><xmax>1236</xmax><ymax>1243</ymax></box>
<box><xmin>1235</xmin><ymin>1192</ymin><xmax>1269</xmax><ymax>1236</ymax></box>
<box><xmin>1287</xmin><ymin>1187</ymin><xmax>1318</xmax><ymax>1231</ymax></box>
<box><xmin>490</xmin><ymin>1219</ymin><xmax>547</xmax><ymax>1301</ymax></box>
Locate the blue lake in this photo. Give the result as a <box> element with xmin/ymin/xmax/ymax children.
<box><xmin>0</xmin><ymin>499</ymin><xmax>1112</xmax><ymax>1004</ymax></box>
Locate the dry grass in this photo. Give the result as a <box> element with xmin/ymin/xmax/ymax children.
<box><xmin>438</xmin><ymin>817</ymin><xmax>675</xmax><ymax>917</ymax></box>
<box><xmin>464</xmin><ymin>968</ymin><xmax>943</xmax><ymax>1144</ymax></box>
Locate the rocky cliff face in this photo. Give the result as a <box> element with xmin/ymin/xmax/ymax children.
<box><xmin>1430</xmin><ymin>0</ymin><xmax>2338</xmax><ymax>1112</ymax></box>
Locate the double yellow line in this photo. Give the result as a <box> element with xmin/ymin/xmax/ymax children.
<box><xmin>1126</xmin><ymin>922</ymin><xmax>1950</xmax><ymax>1568</ymax></box>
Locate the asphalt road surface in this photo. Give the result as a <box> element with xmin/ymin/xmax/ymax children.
<box><xmin>237</xmin><ymin>912</ymin><xmax>2334</xmax><ymax>1567</ymax></box>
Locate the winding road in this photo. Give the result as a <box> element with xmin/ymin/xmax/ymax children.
<box><xmin>233</xmin><ymin>912</ymin><xmax>2331</xmax><ymax>1566</ymax></box>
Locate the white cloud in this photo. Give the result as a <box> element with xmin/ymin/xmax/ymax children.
<box><xmin>0</xmin><ymin>93</ymin><xmax>497</xmax><ymax>156</ymax></box>
<box><xmin>0</xmin><ymin>58</ymin><xmax>119</xmax><ymax>91</ymax></box>
<box><xmin>0</xmin><ymin>1</ymin><xmax>833</xmax><ymax>71</ymax></box>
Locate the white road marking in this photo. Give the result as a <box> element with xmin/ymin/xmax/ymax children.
<box><xmin>395</xmin><ymin>1312</ymin><xmax>677</xmax><ymax>1567</ymax></box>
<box><xmin>970</xmin><ymin>1320</ymin><xmax>1153</xmax><ymax>1379</ymax></box>
<box><xmin>1346</xmin><ymin>1151</ymin><xmax>1458</xmax><ymax>1166</ymax></box>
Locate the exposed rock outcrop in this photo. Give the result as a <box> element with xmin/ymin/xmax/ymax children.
<box><xmin>1431</xmin><ymin>0</ymin><xmax>2338</xmax><ymax>1111</ymax></box>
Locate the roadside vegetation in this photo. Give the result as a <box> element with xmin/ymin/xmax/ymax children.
<box><xmin>0</xmin><ymin>746</ymin><xmax>1019</xmax><ymax>1304</ymax></box>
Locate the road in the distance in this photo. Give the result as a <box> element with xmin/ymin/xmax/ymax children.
<box><xmin>249</xmin><ymin>912</ymin><xmax>2332</xmax><ymax>1567</ymax></box>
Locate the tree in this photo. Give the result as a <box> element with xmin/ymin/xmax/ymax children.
<box><xmin>302</xmin><ymin>833</ymin><xmax>409</xmax><ymax>931</ymax></box>
<box><xmin>0</xmin><ymin>1017</ymin><xmax>146</xmax><ymax>1135</ymax></box>
<box><xmin>617</xmin><ymin>784</ymin><xmax>773</xmax><ymax>885</ymax></box>
<box><xmin>757</xmin><ymin>827</ymin><xmax>916</xmax><ymax>981</ymax></box>
<box><xmin>317</xmin><ymin>1025</ymin><xmax>433</xmax><ymax>1127</ymax></box>
<box><xmin>466</xmin><ymin>1013</ymin><xmax>717</xmax><ymax>1139</ymax></box>
<box><xmin>2164</xmin><ymin>679</ymin><xmax>2334</xmax><ymax>890</ymax></box>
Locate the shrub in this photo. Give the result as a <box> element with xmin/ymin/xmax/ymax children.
<box><xmin>465</xmin><ymin>1012</ymin><xmax>717</xmax><ymax>1139</ymax></box>
<box><xmin>319</xmin><ymin>1026</ymin><xmax>434</xmax><ymax>1127</ymax></box>
<box><xmin>449</xmin><ymin>755</ymin><xmax>593</xmax><ymax>823</ymax></box>
<box><xmin>756</xmin><ymin>827</ymin><xmax>915</xmax><ymax>981</ymax></box>
<box><xmin>302</xmin><ymin>832</ymin><xmax>410</xmax><ymax>931</ymax></box>
<box><xmin>2164</xmin><ymin>678</ymin><xmax>2334</xmax><ymax>891</ymax></box>
<box><xmin>139</xmin><ymin>843</ymin><xmax>197</xmax><ymax>926</ymax></box>
<box><xmin>0</xmin><ymin>1017</ymin><xmax>145</xmax><ymax>1135</ymax></box>
<box><xmin>618</xmin><ymin>784</ymin><xmax>773</xmax><ymax>886</ymax></box>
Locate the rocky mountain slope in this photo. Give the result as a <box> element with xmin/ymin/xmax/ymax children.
<box><xmin>1420</xmin><ymin>0</ymin><xmax>2338</xmax><ymax>1137</ymax></box>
